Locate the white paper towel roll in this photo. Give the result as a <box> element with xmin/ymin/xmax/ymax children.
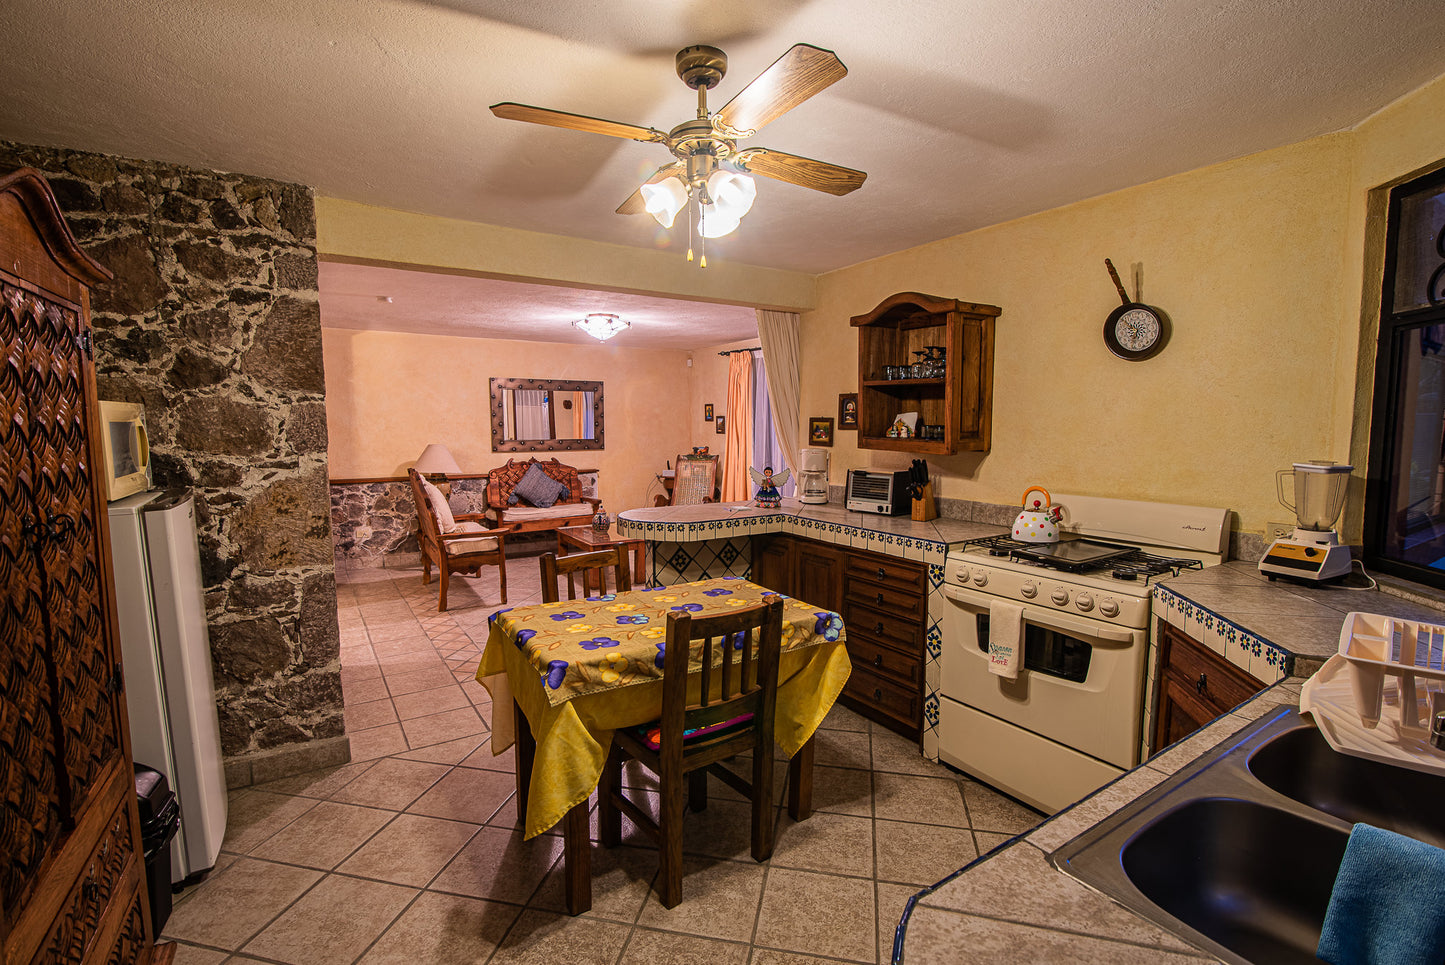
<box><xmin>988</xmin><ymin>601</ymin><xmax>1024</xmax><ymax>679</ymax></box>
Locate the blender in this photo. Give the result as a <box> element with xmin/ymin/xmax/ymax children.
<box><xmin>798</xmin><ymin>447</ymin><xmax>830</xmax><ymax>504</ymax></box>
<box><xmin>1259</xmin><ymin>460</ymin><xmax>1353</xmax><ymax>581</ymax></box>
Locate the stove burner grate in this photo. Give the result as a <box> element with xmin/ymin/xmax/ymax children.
<box><xmin>959</xmin><ymin>535</ymin><xmax>1203</xmax><ymax>584</ymax></box>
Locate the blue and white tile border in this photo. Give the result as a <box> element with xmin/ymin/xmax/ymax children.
<box><xmin>1151</xmin><ymin>585</ymin><xmax>1290</xmax><ymax>686</ymax></box>
<box><xmin>619</xmin><ymin>508</ymin><xmax>950</xmax><ymax>759</ymax></box>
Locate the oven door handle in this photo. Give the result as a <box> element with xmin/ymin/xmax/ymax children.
<box><xmin>942</xmin><ymin>583</ymin><xmax>1139</xmax><ymax>645</ymax></box>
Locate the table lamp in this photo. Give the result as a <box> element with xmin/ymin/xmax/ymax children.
<box><xmin>415</xmin><ymin>444</ymin><xmax>462</xmax><ymax>492</ymax></box>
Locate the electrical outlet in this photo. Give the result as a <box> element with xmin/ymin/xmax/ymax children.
<box><xmin>1266</xmin><ymin>521</ymin><xmax>1294</xmax><ymax>542</ymax></box>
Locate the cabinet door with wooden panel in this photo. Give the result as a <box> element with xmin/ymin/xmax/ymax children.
<box><xmin>749</xmin><ymin>533</ymin><xmax>797</xmax><ymax>597</ymax></box>
<box><xmin>0</xmin><ymin>168</ymin><xmax>163</xmax><ymax>965</ymax></box>
<box><xmin>839</xmin><ymin>548</ymin><xmax>926</xmax><ymax>739</ymax></box>
<box><xmin>1150</xmin><ymin>620</ymin><xmax>1266</xmax><ymax>755</ymax></box>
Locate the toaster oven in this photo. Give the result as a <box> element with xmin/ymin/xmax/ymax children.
<box><xmin>845</xmin><ymin>469</ymin><xmax>912</xmax><ymax>516</ymax></box>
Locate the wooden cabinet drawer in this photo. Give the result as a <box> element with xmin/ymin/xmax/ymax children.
<box><xmin>841</xmin><ymin>599</ymin><xmax>921</xmax><ymax>654</ymax></box>
<box><xmin>846</xmin><ymin>634</ymin><xmax>921</xmax><ymax>687</ymax></box>
<box><xmin>844</xmin><ymin>578</ymin><xmax>923</xmax><ymax>621</ymax></box>
<box><xmin>32</xmin><ymin>792</ymin><xmax>139</xmax><ymax>965</ymax></box>
<box><xmin>845</xmin><ymin>552</ymin><xmax>923</xmax><ymax>596</ymax></box>
<box><xmin>843</xmin><ymin>663</ymin><xmax>921</xmax><ymax>729</ymax></box>
<box><xmin>1158</xmin><ymin>624</ymin><xmax>1261</xmax><ymax>713</ymax></box>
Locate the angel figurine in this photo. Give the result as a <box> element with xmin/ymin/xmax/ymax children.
<box><xmin>749</xmin><ymin>465</ymin><xmax>791</xmax><ymax>508</ymax></box>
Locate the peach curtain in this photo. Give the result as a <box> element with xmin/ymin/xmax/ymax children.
<box><xmin>722</xmin><ymin>351</ymin><xmax>754</xmax><ymax>501</ymax></box>
<box><xmin>756</xmin><ymin>310</ymin><xmax>801</xmax><ymax>477</ymax></box>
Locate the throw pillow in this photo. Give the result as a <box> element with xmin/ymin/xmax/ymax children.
<box><xmin>512</xmin><ymin>462</ymin><xmax>568</xmax><ymax>508</ymax></box>
<box><xmin>421</xmin><ymin>479</ymin><xmax>457</xmax><ymax>533</ymax></box>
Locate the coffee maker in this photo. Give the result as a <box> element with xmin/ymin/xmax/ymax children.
<box><xmin>1259</xmin><ymin>460</ymin><xmax>1353</xmax><ymax>582</ymax></box>
<box><xmin>798</xmin><ymin>448</ymin><xmax>830</xmax><ymax>504</ymax></box>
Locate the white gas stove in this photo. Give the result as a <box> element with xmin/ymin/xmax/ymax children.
<box><xmin>937</xmin><ymin>494</ymin><xmax>1228</xmax><ymax>813</ymax></box>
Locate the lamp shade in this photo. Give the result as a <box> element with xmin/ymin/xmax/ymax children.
<box><xmin>641</xmin><ymin>175</ymin><xmax>688</xmax><ymax>229</ymax></box>
<box><xmin>414</xmin><ymin>443</ymin><xmax>462</xmax><ymax>476</ymax></box>
<box><xmin>574</xmin><ymin>313</ymin><xmax>630</xmax><ymax>341</ymax></box>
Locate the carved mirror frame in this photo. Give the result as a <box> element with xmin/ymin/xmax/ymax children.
<box><xmin>489</xmin><ymin>377</ymin><xmax>605</xmax><ymax>452</ymax></box>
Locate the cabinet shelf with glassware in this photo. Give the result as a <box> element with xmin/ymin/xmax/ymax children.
<box><xmin>853</xmin><ymin>292</ymin><xmax>1000</xmax><ymax>455</ymax></box>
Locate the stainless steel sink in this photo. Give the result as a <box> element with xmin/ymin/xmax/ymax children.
<box><xmin>1050</xmin><ymin>707</ymin><xmax>1445</xmax><ymax>965</ymax></box>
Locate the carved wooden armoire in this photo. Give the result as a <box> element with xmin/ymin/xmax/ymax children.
<box><xmin>1</xmin><ymin>168</ymin><xmax>162</xmax><ymax>965</ymax></box>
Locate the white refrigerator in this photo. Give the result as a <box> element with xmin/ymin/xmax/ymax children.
<box><xmin>108</xmin><ymin>488</ymin><xmax>227</xmax><ymax>885</ymax></box>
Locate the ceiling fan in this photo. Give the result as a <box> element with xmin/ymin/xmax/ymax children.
<box><xmin>491</xmin><ymin>43</ymin><xmax>866</xmax><ymax>262</ymax></box>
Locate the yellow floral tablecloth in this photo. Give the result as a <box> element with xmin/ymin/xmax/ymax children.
<box><xmin>476</xmin><ymin>578</ymin><xmax>851</xmax><ymax>838</ymax></box>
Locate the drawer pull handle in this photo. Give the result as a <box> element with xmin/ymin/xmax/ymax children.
<box><xmin>1196</xmin><ymin>673</ymin><xmax>1207</xmax><ymax>695</ymax></box>
<box><xmin>874</xmin><ymin>654</ymin><xmax>883</xmax><ymax>667</ymax></box>
<box><xmin>877</xmin><ymin>567</ymin><xmax>886</xmax><ymax>580</ymax></box>
<box><xmin>83</xmin><ymin>880</ymin><xmax>99</xmax><ymax>903</ymax></box>
<box><xmin>874</xmin><ymin>621</ymin><xmax>885</xmax><ymax>635</ymax></box>
<box><xmin>876</xmin><ymin>593</ymin><xmax>885</xmax><ymax>606</ymax></box>
<box><xmin>873</xmin><ymin>688</ymin><xmax>883</xmax><ymax>700</ymax></box>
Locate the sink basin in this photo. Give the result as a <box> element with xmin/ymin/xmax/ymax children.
<box><xmin>1050</xmin><ymin>707</ymin><xmax>1439</xmax><ymax>964</ymax></box>
<box><xmin>1120</xmin><ymin>797</ymin><xmax>1347</xmax><ymax>964</ymax></box>
<box><xmin>1247</xmin><ymin>724</ymin><xmax>1445</xmax><ymax>848</ymax></box>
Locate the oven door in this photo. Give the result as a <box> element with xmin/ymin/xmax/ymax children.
<box><xmin>938</xmin><ymin>582</ymin><xmax>1148</xmax><ymax>769</ymax></box>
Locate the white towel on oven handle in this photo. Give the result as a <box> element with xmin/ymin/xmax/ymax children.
<box><xmin>988</xmin><ymin>601</ymin><xmax>1024</xmax><ymax>679</ymax></box>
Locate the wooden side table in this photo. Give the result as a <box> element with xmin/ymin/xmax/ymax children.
<box><xmin>556</xmin><ymin>524</ymin><xmax>648</xmax><ymax>591</ymax></box>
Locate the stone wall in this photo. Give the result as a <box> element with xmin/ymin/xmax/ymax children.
<box><xmin>0</xmin><ymin>141</ymin><xmax>344</xmax><ymax>782</ymax></box>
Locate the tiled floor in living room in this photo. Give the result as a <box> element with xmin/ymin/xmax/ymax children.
<box><xmin>162</xmin><ymin>555</ymin><xmax>1044</xmax><ymax>965</ymax></box>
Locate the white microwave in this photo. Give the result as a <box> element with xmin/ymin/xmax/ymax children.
<box><xmin>97</xmin><ymin>399</ymin><xmax>152</xmax><ymax>501</ymax></box>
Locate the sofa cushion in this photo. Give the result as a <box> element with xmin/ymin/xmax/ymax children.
<box><xmin>487</xmin><ymin>457</ymin><xmax>583</xmax><ymax>509</ymax></box>
<box><xmin>513</xmin><ymin>462</ymin><xmax>569</xmax><ymax>507</ymax></box>
<box><xmin>421</xmin><ymin>478</ymin><xmax>457</xmax><ymax>533</ymax></box>
<box><xmin>487</xmin><ymin>504</ymin><xmax>594</xmax><ymax>523</ymax></box>
<box><xmin>445</xmin><ymin>520</ymin><xmax>501</xmax><ymax>555</ymax></box>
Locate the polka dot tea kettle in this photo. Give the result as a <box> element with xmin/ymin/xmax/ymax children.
<box><xmin>1013</xmin><ymin>487</ymin><xmax>1062</xmax><ymax>544</ymax></box>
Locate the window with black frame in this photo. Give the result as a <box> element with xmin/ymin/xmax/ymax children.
<box><xmin>1365</xmin><ymin>165</ymin><xmax>1445</xmax><ymax>587</ymax></box>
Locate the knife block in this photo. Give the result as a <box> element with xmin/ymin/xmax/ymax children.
<box><xmin>911</xmin><ymin>482</ymin><xmax>937</xmax><ymax>521</ymax></box>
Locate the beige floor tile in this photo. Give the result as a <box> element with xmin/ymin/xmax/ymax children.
<box><xmin>386</xmin><ymin>666</ymin><xmax>458</xmax><ymax>696</ymax></box>
<box><xmin>247</xmin><ymin>800</ymin><xmax>393</xmax><ymax>869</ymax></box>
<box><xmin>240</xmin><ymin>874</ymin><xmax>415</xmax><ymax>965</ymax></box>
<box><xmin>808</xmin><ymin>764</ymin><xmax>874</xmax><ymax>817</ymax></box>
<box><xmin>487</xmin><ymin>908</ymin><xmax>632</xmax><ymax>965</ymax></box>
<box><xmin>344</xmin><ymin>697</ymin><xmax>398</xmax><ymax>731</ymax></box>
<box><xmin>395</xmin><ymin>735</ymin><xmax>487</xmax><ymax>765</ymax></box>
<box><xmin>753</xmin><ymin>867</ymin><xmax>877</xmax><ymax>962</ymax></box>
<box><xmin>348</xmin><ymin>723</ymin><xmax>409</xmax><ymax>762</ymax></box>
<box><xmin>392</xmin><ymin>683</ymin><xmax>470</xmax><ymax>720</ymax></box>
<box><xmin>340</xmin><ymin>675</ymin><xmax>388</xmax><ymax>705</ymax></box>
<box><xmin>459</xmin><ymin>738</ymin><xmax>515</xmax><ymax>772</ymax></box>
<box><xmin>960</xmin><ymin>780</ymin><xmax>1042</xmax><ymax>835</ymax></box>
<box><xmin>530</xmin><ymin>842</ymin><xmax>659</xmax><ymax>922</ymax></box>
<box><xmin>340</xmin><ymin>663</ymin><xmax>381</xmax><ymax>684</ymax></box>
<box><xmin>769</xmin><ymin>810</ymin><xmax>874</xmax><ymax>877</ymax></box>
<box><xmin>251</xmin><ymin>761</ymin><xmax>376</xmax><ymax>800</ymax></box>
<box><xmin>870</xmin><ymin>729</ymin><xmax>947</xmax><ymax>777</ymax></box>
<box><xmin>358</xmin><ymin>891</ymin><xmax>520</xmax><ymax>965</ymax></box>
<box><xmin>872</xmin><ymin>773</ymin><xmax>969</xmax><ymax>827</ymax></box>
<box><xmin>161</xmin><ymin>858</ymin><xmax>321</xmax><ymax>949</ymax></box>
<box><xmin>329</xmin><ymin>757</ymin><xmax>450</xmax><ymax>810</ymax></box>
<box><xmin>877</xmin><ymin>881</ymin><xmax>923</xmax><ymax>965</ymax></box>
<box><xmin>165</xmin><ymin>943</ymin><xmax>228</xmax><ymax>965</ymax></box>
<box><xmin>635</xmin><ymin>857</ymin><xmax>766</xmax><ymax>941</ymax></box>
<box><xmin>376</xmin><ymin>652</ymin><xmax>447</xmax><ymax>676</ymax></box>
<box><xmin>900</xmin><ymin>905</ymin><xmax>1210</xmax><ymax>965</ymax></box>
<box><xmin>817</xmin><ymin>703</ymin><xmax>872</xmax><ymax>733</ymax></box>
<box><xmin>400</xmin><ymin>705</ymin><xmax>486</xmax><ymax>747</ymax></box>
<box><xmin>406</xmin><ymin>765</ymin><xmax>515</xmax><ymax>823</ymax></box>
<box><xmin>431</xmin><ymin>825</ymin><xmax>562</xmax><ymax>904</ymax></box>
<box><xmin>873</xmin><ymin>819</ymin><xmax>977</xmax><ymax>886</ymax></box>
<box><xmin>619</xmin><ymin>928</ymin><xmax>751</xmax><ymax>965</ymax></box>
<box><xmin>337</xmin><ymin>813</ymin><xmax>480</xmax><ymax>886</ymax></box>
<box><xmin>675</xmin><ymin>797</ymin><xmax>766</xmax><ymax>861</ymax></box>
<box><xmin>975</xmin><ymin>830</ymin><xmax>1018</xmax><ymax>855</ymax></box>
<box><xmin>812</xmin><ymin>728</ymin><xmax>872</xmax><ymax>770</ymax></box>
<box><xmin>750</xmin><ymin>952</ymin><xmax>858</xmax><ymax>965</ymax></box>
<box><xmin>220</xmin><ymin>790</ymin><xmax>318</xmax><ymax>855</ymax></box>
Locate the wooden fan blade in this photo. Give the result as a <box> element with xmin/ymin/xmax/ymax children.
<box><xmin>735</xmin><ymin>148</ymin><xmax>866</xmax><ymax>196</ymax></box>
<box><xmin>490</xmin><ymin>103</ymin><xmax>667</xmax><ymax>143</ymax></box>
<box><xmin>713</xmin><ymin>44</ymin><xmax>847</xmax><ymax>137</ymax></box>
<box><xmin>616</xmin><ymin>162</ymin><xmax>685</xmax><ymax>215</ymax></box>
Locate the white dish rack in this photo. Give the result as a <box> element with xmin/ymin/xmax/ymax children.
<box><xmin>1299</xmin><ymin>611</ymin><xmax>1445</xmax><ymax>776</ymax></box>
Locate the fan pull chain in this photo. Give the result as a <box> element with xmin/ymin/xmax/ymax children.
<box><xmin>699</xmin><ymin>201</ymin><xmax>708</xmax><ymax>268</ymax></box>
<box><xmin>686</xmin><ymin>200</ymin><xmax>695</xmax><ymax>263</ymax></box>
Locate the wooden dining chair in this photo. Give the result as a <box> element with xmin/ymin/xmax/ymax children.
<box><xmin>597</xmin><ymin>593</ymin><xmax>784</xmax><ymax>908</ymax></box>
<box><xmin>408</xmin><ymin>468</ymin><xmax>509</xmax><ymax>612</ymax></box>
<box><xmin>539</xmin><ymin>548</ymin><xmax>632</xmax><ymax>602</ymax></box>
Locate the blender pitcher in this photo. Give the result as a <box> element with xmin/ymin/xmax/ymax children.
<box><xmin>1277</xmin><ymin>461</ymin><xmax>1352</xmax><ymax>532</ymax></box>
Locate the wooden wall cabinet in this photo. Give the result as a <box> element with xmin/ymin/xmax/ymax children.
<box><xmin>1150</xmin><ymin>621</ymin><xmax>1267</xmax><ymax>754</ymax></box>
<box><xmin>750</xmin><ymin>534</ymin><xmax>924</xmax><ymax>739</ymax></box>
<box><xmin>852</xmin><ymin>292</ymin><xmax>1001</xmax><ymax>455</ymax></box>
<box><xmin>0</xmin><ymin>169</ymin><xmax>162</xmax><ymax>965</ymax></box>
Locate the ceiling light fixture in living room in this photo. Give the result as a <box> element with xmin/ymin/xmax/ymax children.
<box><xmin>574</xmin><ymin>313</ymin><xmax>629</xmax><ymax>341</ymax></box>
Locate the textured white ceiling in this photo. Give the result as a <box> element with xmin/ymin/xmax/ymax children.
<box><xmin>3</xmin><ymin>0</ymin><xmax>1445</xmax><ymax>341</ymax></box>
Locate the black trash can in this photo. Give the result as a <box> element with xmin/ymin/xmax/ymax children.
<box><xmin>134</xmin><ymin>764</ymin><xmax>181</xmax><ymax>938</ymax></box>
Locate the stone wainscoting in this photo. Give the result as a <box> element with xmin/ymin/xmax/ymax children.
<box><xmin>1</xmin><ymin>141</ymin><xmax>342</xmax><ymax>784</ymax></box>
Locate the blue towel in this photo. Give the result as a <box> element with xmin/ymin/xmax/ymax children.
<box><xmin>1317</xmin><ymin>823</ymin><xmax>1445</xmax><ymax>965</ymax></box>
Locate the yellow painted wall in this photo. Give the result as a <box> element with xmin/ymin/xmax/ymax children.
<box><xmin>323</xmin><ymin>328</ymin><xmax>692</xmax><ymax>512</ymax></box>
<box><xmin>804</xmin><ymin>69</ymin><xmax>1445</xmax><ymax>539</ymax></box>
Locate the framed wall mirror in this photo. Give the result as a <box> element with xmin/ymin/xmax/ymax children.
<box><xmin>489</xmin><ymin>377</ymin><xmax>605</xmax><ymax>452</ymax></box>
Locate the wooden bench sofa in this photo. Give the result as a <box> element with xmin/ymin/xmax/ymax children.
<box><xmin>480</xmin><ymin>457</ymin><xmax>600</xmax><ymax>535</ymax></box>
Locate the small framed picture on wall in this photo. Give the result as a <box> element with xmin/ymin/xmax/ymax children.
<box><xmin>838</xmin><ymin>393</ymin><xmax>858</xmax><ymax>430</ymax></box>
<box><xmin>808</xmin><ymin>416</ymin><xmax>834</xmax><ymax>447</ymax></box>
<box><xmin>704</xmin><ymin>403</ymin><xmax>714</xmax><ymax>421</ymax></box>
<box><xmin>715</xmin><ymin>415</ymin><xmax>727</xmax><ymax>434</ymax></box>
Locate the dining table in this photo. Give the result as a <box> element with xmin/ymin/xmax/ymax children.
<box><xmin>475</xmin><ymin>577</ymin><xmax>851</xmax><ymax>914</ymax></box>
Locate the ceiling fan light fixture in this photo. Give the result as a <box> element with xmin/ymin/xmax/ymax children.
<box><xmin>700</xmin><ymin>207</ymin><xmax>742</xmax><ymax>239</ymax></box>
<box><xmin>707</xmin><ymin>168</ymin><xmax>756</xmax><ymax>220</ymax></box>
<box><xmin>574</xmin><ymin>312</ymin><xmax>630</xmax><ymax>341</ymax></box>
<box><xmin>641</xmin><ymin>176</ymin><xmax>688</xmax><ymax>228</ymax></box>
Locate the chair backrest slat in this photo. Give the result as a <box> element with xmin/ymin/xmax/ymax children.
<box><xmin>539</xmin><ymin>549</ymin><xmax>632</xmax><ymax>603</ymax></box>
<box><xmin>659</xmin><ymin>595</ymin><xmax>784</xmax><ymax>748</ymax></box>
